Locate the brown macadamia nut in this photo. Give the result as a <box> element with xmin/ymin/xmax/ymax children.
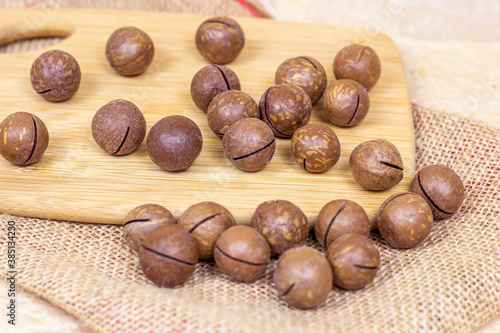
<box><xmin>275</xmin><ymin>56</ymin><xmax>327</xmax><ymax>104</ymax></box>
<box><xmin>274</xmin><ymin>247</ymin><xmax>332</xmax><ymax>309</ymax></box>
<box><xmin>333</xmin><ymin>44</ymin><xmax>381</xmax><ymax>91</ymax></box>
<box><xmin>146</xmin><ymin>115</ymin><xmax>203</xmax><ymax>172</ymax></box>
<box><xmin>322</xmin><ymin>79</ymin><xmax>370</xmax><ymax>127</ymax></box>
<box><xmin>106</xmin><ymin>27</ymin><xmax>154</xmax><ymax>76</ymax></box>
<box><xmin>259</xmin><ymin>84</ymin><xmax>312</xmax><ymax>138</ymax></box>
<box><xmin>349</xmin><ymin>139</ymin><xmax>404</xmax><ymax>191</ymax></box>
<box><xmin>214</xmin><ymin>225</ymin><xmax>270</xmax><ymax>282</ymax></box>
<box><xmin>223</xmin><ymin>118</ymin><xmax>276</xmax><ymax>172</ymax></box>
<box><xmin>30</xmin><ymin>50</ymin><xmax>81</xmax><ymax>102</ymax></box>
<box><xmin>0</xmin><ymin>112</ymin><xmax>49</xmax><ymax>166</ymax></box>
<box><xmin>314</xmin><ymin>199</ymin><xmax>370</xmax><ymax>249</ymax></box>
<box><xmin>123</xmin><ymin>203</ymin><xmax>176</xmax><ymax>253</ymax></box>
<box><xmin>327</xmin><ymin>233</ymin><xmax>380</xmax><ymax>290</ymax></box>
<box><xmin>378</xmin><ymin>192</ymin><xmax>434</xmax><ymax>249</ymax></box>
<box><xmin>409</xmin><ymin>164</ymin><xmax>465</xmax><ymax>219</ymax></box>
<box><xmin>195</xmin><ymin>16</ymin><xmax>244</xmax><ymax>64</ymax></box>
<box><xmin>250</xmin><ymin>200</ymin><xmax>309</xmax><ymax>256</ymax></box>
<box><xmin>191</xmin><ymin>65</ymin><xmax>241</xmax><ymax>112</ymax></box>
<box><xmin>91</xmin><ymin>99</ymin><xmax>146</xmax><ymax>156</ymax></box>
<box><xmin>178</xmin><ymin>201</ymin><xmax>236</xmax><ymax>260</ymax></box>
<box><xmin>207</xmin><ymin>90</ymin><xmax>260</xmax><ymax>138</ymax></box>
<box><xmin>291</xmin><ymin>123</ymin><xmax>341</xmax><ymax>173</ymax></box>
<box><xmin>139</xmin><ymin>224</ymin><xmax>198</xmax><ymax>288</ymax></box>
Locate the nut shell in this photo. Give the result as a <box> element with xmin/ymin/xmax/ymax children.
<box><xmin>274</xmin><ymin>247</ymin><xmax>332</xmax><ymax>309</ymax></box>
<box><xmin>191</xmin><ymin>65</ymin><xmax>241</xmax><ymax>112</ymax></box>
<box><xmin>314</xmin><ymin>199</ymin><xmax>370</xmax><ymax>249</ymax></box>
<box><xmin>409</xmin><ymin>164</ymin><xmax>465</xmax><ymax>219</ymax></box>
<box><xmin>214</xmin><ymin>225</ymin><xmax>270</xmax><ymax>282</ymax></box>
<box><xmin>322</xmin><ymin>79</ymin><xmax>370</xmax><ymax>127</ymax></box>
<box><xmin>250</xmin><ymin>200</ymin><xmax>309</xmax><ymax>256</ymax></box>
<box><xmin>349</xmin><ymin>139</ymin><xmax>404</xmax><ymax>191</ymax></box>
<box><xmin>30</xmin><ymin>50</ymin><xmax>81</xmax><ymax>102</ymax></box>
<box><xmin>195</xmin><ymin>16</ymin><xmax>244</xmax><ymax>64</ymax></box>
<box><xmin>333</xmin><ymin>44</ymin><xmax>381</xmax><ymax>91</ymax></box>
<box><xmin>327</xmin><ymin>234</ymin><xmax>380</xmax><ymax>290</ymax></box>
<box><xmin>377</xmin><ymin>192</ymin><xmax>434</xmax><ymax>249</ymax></box>
<box><xmin>146</xmin><ymin>115</ymin><xmax>203</xmax><ymax>172</ymax></box>
<box><xmin>291</xmin><ymin>123</ymin><xmax>341</xmax><ymax>173</ymax></box>
<box><xmin>0</xmin><ymin>112</ymin><xmax>49</xmax><ymax>166</ymax></box>
<box><xmin>123</xmin><ymin>203</ymin><xmax>176</xmax><ymax>253</ymax></box>
<box><xmin>92</xmin><ymin>99</ymin><xmax>146</xmax><ymax>155</ymax></box>
<box><xmin>178</xmin><ymin>201</ymin><xmax>236</xmax><ymax>260</ymax></box>
<box><xmin>207</xmin><ymin>90</ymin><xmax>260</xmax><ymax>137</ymax></box>
<box><xmin>259</xmin><ymin>84</ymin><xmax>312</xmax><ymax>138</ymax></box>
<box><xmin>105</xmin><ymin>26</ymin><xmax>154</xmax><ymax>76</ymax></box>
<box><xmin>275</xmin><ymin>56</ymin><xmax>327</xmax><ymax>104</ymax></box>
<box><xmin>139</xmin><ymin>224</ymin><xmax>198</xmax><ymax>288</ymax></box>
<box><xmin>223</xmin><ymin>118</ymin><xmax>276</xmax><ymax>172</ymax></box>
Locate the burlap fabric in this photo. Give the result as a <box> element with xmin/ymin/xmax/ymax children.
<box><xmin>0</xmin><ymin>1</ymin><xmax>499</xmax><ymax>332</ymax></box>
<box><xmin>0</xmin><ymin>107</ymin><xmax>499</xmax><ymax>332</ymax></box>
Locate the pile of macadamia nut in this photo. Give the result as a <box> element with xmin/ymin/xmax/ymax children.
<box><xmin>0</xmin><ymin>16</ymin><xmax>466</xmax><ymax>310</ymax></box>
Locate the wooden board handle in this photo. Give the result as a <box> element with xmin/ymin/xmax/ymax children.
<box><xmin>0</xmin><ymin>20</ymin><xmax>73</xmax><ymax>46</ymax></box>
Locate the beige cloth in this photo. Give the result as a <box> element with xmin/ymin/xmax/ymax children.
<box><xmin>0</xmin><ymin>1</ymin><xmax>499</xmax><ymax>332</ymax></box>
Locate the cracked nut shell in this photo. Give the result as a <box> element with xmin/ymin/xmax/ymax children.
<box><xmin>259</xmin><ymin>84</ymin><xmax>312</xmax><ymax>138</ymax></box>
<box><xmin>291</xmin><ymin>123</ymin><xmax>341</xmax><ymax>173</ymax></box>
<box><xmin>349</xmin><ymin>139</ymin><xmax>404</xmax><ymax>191</ymax></box>
<box><xmin>274</xmin><ymin>247</ymin><xmax>332</xmax><ymax>309</ymax></box>
<box><xmin>223</xmin><ymin>118</ymin><xmax>276</xmax><ymax>172</ymax></box>
<box><xmin>275</xmin><ymin>56</ymin><xmax>327</xmax><ymax>104</ymax></box>
<box><xmin>91</xmin><ymin>99</ymin><xmax>146</xmax><ymax>156</ymax></box>
<box><xmin>195</xmin><ymin>16</ymin><xmax>244</xmax><ymax>64</ymax></box>
<box><xmin>30</xmin><ymin>50</ymin><xmax>81</xmax><ymax>102</ymax></box>
<box><xmin>214</xmin><ymin>225</ymin><xmax>270</xmax><ymax>282</ymax></box>
<box><xmin>322</xmin><ymin>79</ymin><xmax>370</xmax><ymax>127</ymax></box>
<box><xmin>327</xmin><ymin>233</ymin><xmax>380</xmax><ymax>290</ymax></box>
<box><xmin>178</xmin><ymin>201</ymin><xmax>236</xmax><ymax>260</ymax></box>
<box><xmin>207</xmin><ymin>90</ymin><xmax>260</xmax><ymax>138</ymax></box>
<box><xmin>409</xmin><ymin>164</ymin><xmax>465</xmax><ymax>219</ymax></box>
<box><xmin>147</xmin><ymin>115</ymin><xmax>203</xmax><ymax>172</ymax></box>
<box><xmin>333</xmin><ymin>43</ymin><xmax>381</xmax><ymax>91</ymax></box>
<box><xmin>0</xmin><ymin>112</ymin><xmax>49</xmax><ymax>166</ymax></box>
<box><xmin>191</xmin><ymin>64</ymin><xmax>241</xmax><ymax>112</ymax></box>
<box><xmin>314</xmin><ymin>199</ymin><xmax>370</xmax><ymax>249</ymax></box>
<box><xmin>105</xmin><ymin>26</ymin><xmax>154</xmax><ymax>76</ymax></box>
<box><xmin>139</xmin><ymin>224</ymin><xmax>198</xmax><ymax>288</ymax></box>
<box><xmin>378</xmin><ymin>192</ymin><xmax>434</xmax><ymax>249</ymax></box>
<box><xmin>123</xmin><ymin>203</ymin><xmax>176</xmax><ymax>253</ymax></box>
<box><xmin>250</xmin><ymin>199</ymin><xmax>309</xmax><ymax>256</ymax></box>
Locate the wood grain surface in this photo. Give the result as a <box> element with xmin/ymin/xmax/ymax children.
<box><xmin>0</xmin><ymin>9</ymin><xmax>413</xmax><ymax>227</ymax></box>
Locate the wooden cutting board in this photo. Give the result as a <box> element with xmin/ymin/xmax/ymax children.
<box><xmin>0</xmin><ymin>9</ymin><xmax>414</xmax><ymax>228</ymax></box>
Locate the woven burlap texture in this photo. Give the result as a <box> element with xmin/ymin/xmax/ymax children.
<box><xmin>0</xmin><ymin>107</ymin><xmax>499</xmax><ymax>333</ymax></box>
